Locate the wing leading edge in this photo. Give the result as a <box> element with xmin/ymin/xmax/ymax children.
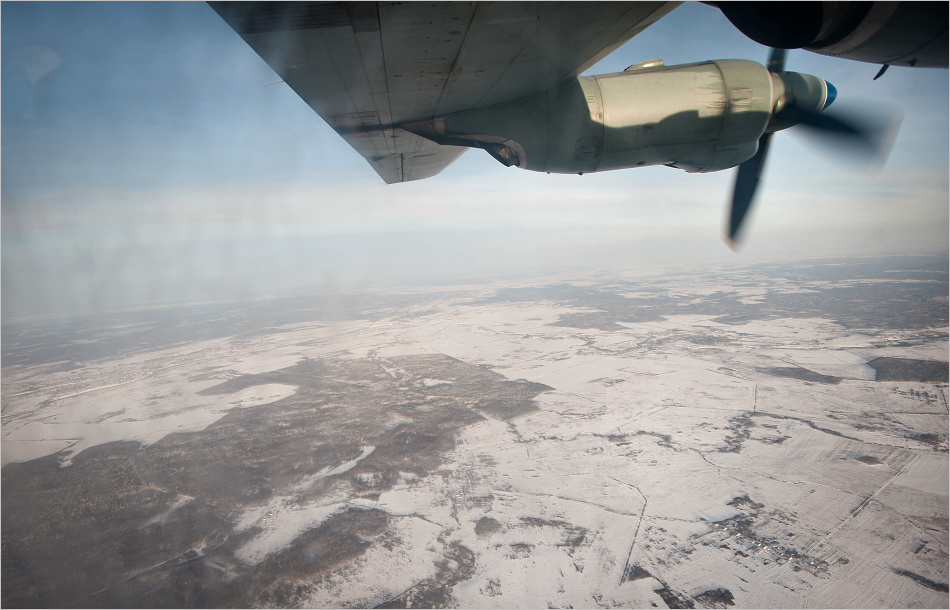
<box><xmin>210</xmin><ymin>1</ymin><xmax>679</xmax><ymax>183</ymax></box>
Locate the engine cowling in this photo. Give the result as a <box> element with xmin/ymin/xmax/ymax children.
<box><xmin>717</xmin><ymin>2</ymin><xmax>948</xmax><ymax>68</ymax></box>
<box><xmin>403</xmin><ymin>60</ymin><xmax>831</xmax><ymax>175</ymax></box>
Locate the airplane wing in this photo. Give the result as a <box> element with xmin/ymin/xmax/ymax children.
<box><xmin>209</xmin><ymin>1</ymin><xmax>679</xmax><ymax>184</ymax></box>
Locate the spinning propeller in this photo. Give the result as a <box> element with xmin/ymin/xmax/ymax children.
<box><xmin>726</xmin><ymin>48</ymin><xmax>899</xmax><ymax>247</ymax></box>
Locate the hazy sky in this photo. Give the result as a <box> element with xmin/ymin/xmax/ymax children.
<box><xmin>2</xmin><ymin>1</ymin><xmax>948</xmax><ymax>318</ymax></box>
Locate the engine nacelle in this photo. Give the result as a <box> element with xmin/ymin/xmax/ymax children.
<box><xmin>404</xmin><ymin>60</ymin><xmax>821</xmax><ymax>175</ymax></box>
<box><xmin>718</xmin><ymin>2</ymin><xmax>948</xmax><ymax>68</ymax></box>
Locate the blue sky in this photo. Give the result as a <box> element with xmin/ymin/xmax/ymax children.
<box><xmin>2</xmin><ymin>2</ymin><xmax>947</xmax><ymax>318</ymax></box>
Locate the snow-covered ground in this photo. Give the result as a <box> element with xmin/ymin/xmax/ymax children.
<box><xmin>2</xmin><ymin>262</ymin><xmax>947</xmax><ymax>608</ymax></box>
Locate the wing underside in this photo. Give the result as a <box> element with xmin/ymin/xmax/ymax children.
<box><xmin>210</xmin><ymin>1</ymin><xmax>678</xmax><ymax>183</ymax></box>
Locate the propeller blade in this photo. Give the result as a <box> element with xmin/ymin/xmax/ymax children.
<box><xmin>727</xmin><ymin>133</ymin><xmax>773</xmax><ymax>246</ymax></box>
<box><xmin>724</xmin><ymin>48</ymin><xmax>783</xmax><ymax>248</ymax></box>
<box><xmin>784</xmin><ymin>105</ymin><xmax>900</xmax><ymax>164</ymax></box>
<box><xmin>723</xmin><ymin>47</ymin><xmax>899</xmax><ymax>250</ymax></box>
<box><xmin>786</xmin><ymin>106</ymin><xmax>865</xmax><ymax>137</ymax></box>
<box><xmin>767</xmin><ymin>47</ymin><xmax>787</xmax><ymax>73</ymax></box>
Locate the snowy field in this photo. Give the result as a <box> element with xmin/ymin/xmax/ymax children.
<box><xmin>2</xmin><ymin>257</ymin><xmax>947</xmax><ymax>608</ymax></box>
